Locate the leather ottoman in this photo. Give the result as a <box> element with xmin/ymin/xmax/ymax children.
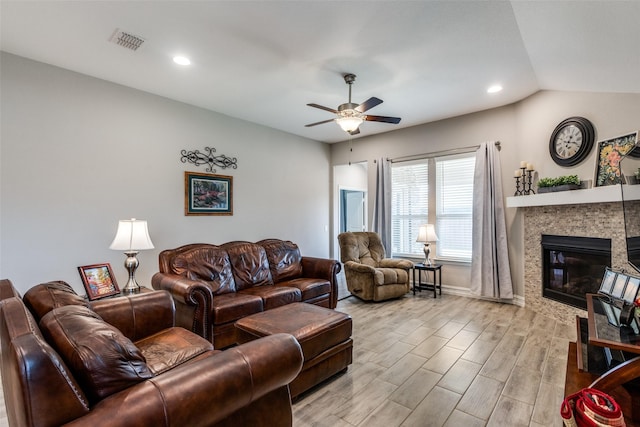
<box><xmin>235</xmin><ymin>302</ymin><xmax>353</xmax><ymax>399</ymax></box>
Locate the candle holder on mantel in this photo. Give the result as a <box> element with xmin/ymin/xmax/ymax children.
<box><xmin>525</xmin><ymin>169</ymin><xmax>536</xmax><ymax>195</ymax></box>
<box><xmin>514</xmin><ymin>173</ymin><xmax>524</xmax><ymax>196</ymax></box>
<box><xmin>514</xmin><ymin>163</ymin><xmax>536</xmax><ymax>196</ymax></box>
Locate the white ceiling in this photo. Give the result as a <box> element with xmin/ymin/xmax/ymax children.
<box><xmin>2</xmin><ymin>1</ymin><xmax>639</xmax><ymax>144</ymax></box>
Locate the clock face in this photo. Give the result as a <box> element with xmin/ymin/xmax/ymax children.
<box><xmin>549</xmin><ymin>117</ymin><xmax>595</xmax><ymax>166</ymax></box>
<box><xmin>554</xmin><ymin>125</ymin><xmax>583</xmax><ymax>159</ymax></box>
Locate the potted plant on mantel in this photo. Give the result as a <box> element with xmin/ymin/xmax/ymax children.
<box><xmin>537</xmin><ymin>175</ymin><xmax>581</xmax><ymax>193</ymax></box>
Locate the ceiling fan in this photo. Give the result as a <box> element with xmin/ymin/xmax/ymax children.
<box><xmin>305</xmin><ymin>73</ymin><xmax>401</xmax><ymax>135</ymax></box>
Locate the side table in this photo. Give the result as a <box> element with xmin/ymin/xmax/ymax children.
<box><xmin>412</xmin><ymin>263</ymin><xmax>442</xmax><ymax>298</ymax></box>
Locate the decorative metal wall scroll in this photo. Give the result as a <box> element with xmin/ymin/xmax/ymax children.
<box><xmin>180</xmin><ymin>147</ymin><xmax>238</xmax><ymax>173</ymax></box>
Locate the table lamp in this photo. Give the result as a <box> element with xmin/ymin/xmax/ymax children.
<box><xmin>109</xmin><ymin>218</ymin><xmax>154</xmax><ymax>293</ymax></box>
<box><xmin>416</xmin><ymin>224</ymin><xmax>438</xmax><ymax>266</ymax></box>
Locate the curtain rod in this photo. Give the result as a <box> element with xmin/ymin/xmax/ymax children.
<box><xmin>388</xmin><ymin>141</ymin><xmax>500</xmax><ymax>163</ymax></box>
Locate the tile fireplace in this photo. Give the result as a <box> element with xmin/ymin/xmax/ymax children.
<box><xmin>521</xmin><ymin>199</ymin><xmax>626</xmax><ymax>325</ymax></box>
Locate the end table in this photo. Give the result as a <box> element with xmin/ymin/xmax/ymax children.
<box><xmin>412</xmin><ymin>263</ymin><xmax>442</xmax><ymax>298</ymax></box>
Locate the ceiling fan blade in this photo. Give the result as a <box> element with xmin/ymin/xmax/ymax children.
<box><xmin>365</xmin><ymin>115</ymin><xmax>401</xmax><ymax>124</ymax></box>
<box><xmin>349</xmin><ymin>128</ymin><xmax>360</xmax><ymax>136</ymax></box>
<box><xmin>355</xmin><ymin>97</ymin><xmax>383</xmax><ymax>113</ymax></box>
<box><xmin>305</xmin><ymin>118</ymin><xmax>336</xmax><ymax>127</ymax></box>
<box><xmin>307</xmin><ymin>103</ymin><xmax>338</xmax><ymax>114</ymax></box>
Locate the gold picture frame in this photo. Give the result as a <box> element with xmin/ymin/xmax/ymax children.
<box><xmin>185</xmin><ymin>171</ymin><xmax>233</xmax><ymax>216</ymax></box>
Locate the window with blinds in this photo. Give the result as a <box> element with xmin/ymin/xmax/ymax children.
<box><xmin>435</xmin><ymin>154</ymin><xmax>475</xmax><ymax>261</ymax></box>
<box><xmin>391</xmin><ymin>161</ymin><xmax>428</xmax><ymax>257</ymax></box>
<box><xmin>390</xmin><ymin>153</ymin><xmax>475</xmax><ymax>262</ymax></box>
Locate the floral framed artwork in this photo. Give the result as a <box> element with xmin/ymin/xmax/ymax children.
<box><xmin>78</xmin><ymin>263</ymin><xmax>120</xmax><ymax>300</ymax></box>
<box><xmin>594</xmin><ymin>132</ymin><xmax>638</xmax><ymax>187</ymax></box>
<box><xmin>185</xmin><ymin>171</ymin><xmax>233</xmax><ymax>216</ymax></box>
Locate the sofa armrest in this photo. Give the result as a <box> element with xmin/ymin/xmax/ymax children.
<box><xmin>301</xmin><ymin>256</ymin><xmax>341</xmax><ymax>280</ymax></box>
<box><xmin>91</xmin><ymin>290</ymin><xmax>176</xmax><ymax>342</ymax></box>
<box><xmin>379</xmin><ymin>258</ymin><xmax>414</xmax><ymax>270</ymax></box>
<box><xmin>151</xmin><ymin>273</ymin><xmax>219</xmax><ymax>303</ymax></box>
<box><xmin>64</xmin><ymin>333</ymin><xmax>303</xmax><ymax>427</ymax></box>
<box><xmin>301</xmin><ymin>257</ymin><xmax>341</xmax><ymax>308</ymax></box>
<box><xmin>151</xmin><ymin>272</ymin><xmax>216</xmax><ymax>341</ymax></box>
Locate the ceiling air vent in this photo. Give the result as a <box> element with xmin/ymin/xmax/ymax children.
<box><xmin>109</xmin><ymin>29</ymin><xmax>145</xmax><ymax>51</ymax></box>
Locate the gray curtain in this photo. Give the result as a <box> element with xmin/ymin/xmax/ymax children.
<box><xmin>372</xmin><ymin>157</ymin><xmax>392</xmax><ymax>255</ymax></box>
<box><xmin>470</xmin><ymin>142</ymin><xmax>513</xmax><ymax>299</ymax></box>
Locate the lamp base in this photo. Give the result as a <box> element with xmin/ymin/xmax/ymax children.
<box><xmin>423</xmin><ymin>243</ymin><xmax>432</xmax><ymax>266</ymax></box>
<box><xmin>122</xmin><ymin>251</ymin><xmax>141</xmax><ymax>293</ymax></box>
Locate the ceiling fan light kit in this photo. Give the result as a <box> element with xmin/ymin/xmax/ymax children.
<box><xmin>306</xmin><ymin>73</ymin><xmax>401</xmax><ymax>135</ymax></box>
<box><xmin>337</xmin><ymin>116</ymin><xmax>364</xmax><ymax>133</ymax></box>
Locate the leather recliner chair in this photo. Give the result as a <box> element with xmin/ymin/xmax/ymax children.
<box><xmin>338</xmin><ymin>231</ymin><xmax>413</xmax><ymax>301</ymax></box>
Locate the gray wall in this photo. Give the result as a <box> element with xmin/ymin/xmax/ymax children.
<box><xmin>1</xmin><ymin>53</ymin><xmax>331</xmax><ymax>295</ymax></box>
<box><xmin>3</xmin><ymin>51</ymin><xmax>639</xmax><ymax>302</ymax></box>
<box><xmin>331</xmin><ymin>90</ymin><xmax>640</xmax><ymax>302</ymax></box>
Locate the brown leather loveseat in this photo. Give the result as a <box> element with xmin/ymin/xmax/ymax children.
<box><xmin>0</xmin><ymin>279</ymin><xmax>303</xmax><ymax>427</ymax></box>
<box><xmin>152</xmin><ymin>239</ymin><xmax>341</xmax><ymax>348</ymax></box>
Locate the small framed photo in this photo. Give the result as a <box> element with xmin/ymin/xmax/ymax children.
<box><xmin>185</xmin><ymin>171</ymin><xmax>233</xmax><ymax>216</ymax></box>
<box><xmin>78</xmin><ymin>263</ymin><xmax>120</xmax><ymax>300</ymax></box>
<box><xmin>595</xmin><ymin>132</ymin><xmax>638</xmax><ymax>187</ymax></box>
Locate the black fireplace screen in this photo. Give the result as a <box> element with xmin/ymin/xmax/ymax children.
<box><xmin>541</xmin><ymin>235</ymin><xmax>611</xmax><ymax>310</ymax></box>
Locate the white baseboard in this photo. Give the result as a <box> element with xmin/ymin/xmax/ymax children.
<box><xmin>426</xmin><ymin>283</ymin><xmax>525</xmax><ymax>307</ymax></box>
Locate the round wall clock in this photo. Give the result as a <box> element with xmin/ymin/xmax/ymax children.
<box><xmin>549</xmin><ymin>116</ymin><xmax>595</xmax><ymax>166</ymax></box>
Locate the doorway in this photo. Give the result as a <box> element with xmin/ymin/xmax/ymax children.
<box><xmin>340</xmin><ymin>189</ymin><xmax>366</xmax><ymax>233</ymax></box>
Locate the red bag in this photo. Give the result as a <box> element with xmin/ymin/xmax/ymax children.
<box><xmin>561</xmin><ymin>388</ymin><xmax>625</xmax><ymax>427</ymax></box>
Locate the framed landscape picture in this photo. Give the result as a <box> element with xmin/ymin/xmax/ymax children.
<box><xmin>78</xmin><ymin>263</ymin><xmax>119</xmax><ymax>300</ymax></box>
<box><xmin>185</xmin><ymin>171</ymin><xmax>233</xmax><ymax>216</ymax></box>
<box><xmin>594</xmin><ymin>132</ymin><xmax>638</xmax><ymax>187</ymax></box>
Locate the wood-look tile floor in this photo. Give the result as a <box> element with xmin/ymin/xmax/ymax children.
<box><xmin>0</xmin><ymin>287</ymin><xmax>574</xmax><ymax>427</ymax></box>
<box><xmin>293</xmin><ymin>291</ymin><xmax>576</xmax><ymax>427</ymax></box>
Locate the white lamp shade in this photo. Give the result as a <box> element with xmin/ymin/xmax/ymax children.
<box><xmin>416</xmin><ymin>224</ymin><xmax>438</xmax><ymax>243</ymax></box>
<box><xmin>336</xmin><ymin>116</ymin><xmax>363</xmax><ymax>133</ymax></box>
<box><xmin>109</xmin><ymin>218</ymin><xmax>154</xmax><ymax>251</ymax></box>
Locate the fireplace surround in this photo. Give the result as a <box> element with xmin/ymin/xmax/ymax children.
<box><xmin>523</xmin><ymin>201</ymin><xmax>627</xmax><ymax>325</ymax></box>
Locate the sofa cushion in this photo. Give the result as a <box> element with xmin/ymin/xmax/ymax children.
<box><xmin>40</xmin><ymin>305</ymin><xmax>153</xmax><ymax>404</ymax></box>
<box><xmin>212</xmin><ymin>292</ymin><xmax>264</xmax><ymax>324</ymax></box>
<box><xmin>23</xmin><ymin>281</ymin><xmax>90</xmax><ymax>322</ymax></box>
<box><xmin>239</xmin><ymin>286</ymin><xmax>302</xmax><ymax>310</ymax></box>
<box><xmin>258</xmin><ymin>239</ymin><xmax>303</xmax><ymax>282</ymax></box>
<box><xmin>170</xmin><ymin>246</ymin><xmax>236</xmax><ymax>295</ymax></box>
<box><xmin>222</xmin><ymin>241</ymin><xmax>273</xmax><ymax>290</ymax></box>
<box><xmin>135</xmin><ymin>327</ymin><xmax>214</xmax><ymax>375</ymax></box>
<box><xmin>276</xmin><ymin>278</ymin><xmax>331</xmax><ymax>301</ymax></box>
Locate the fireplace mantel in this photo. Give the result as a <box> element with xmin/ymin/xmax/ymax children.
<box><xmin>506</xmin><ymin>185</ymin><xmax>640</xmax><ymax>208</ymax></box>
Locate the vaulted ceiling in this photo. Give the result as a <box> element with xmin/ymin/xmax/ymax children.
<box><xmin>2</xmin><ymin>1</ymin><xmax>639</xmax><ymax>143</ymax></box>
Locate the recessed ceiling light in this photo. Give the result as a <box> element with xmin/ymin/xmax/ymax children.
<box><xmin>487</xmin><ymin>84</ymin><xmax>503</xmax><ymax>94</ymax></box>
<box><xmin>173</xmin><ymin>56</ymin><xmax>191</xmax><ymax>66</ymax></box>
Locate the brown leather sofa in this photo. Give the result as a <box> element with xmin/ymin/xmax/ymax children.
<box><xmin>152</xmin><ymin>239</ymin><xmax>341</xmax><ymax>348</ymax></box>
<box><xmin>0</xmin><ymin>279</ymin><xmax>303</xmax><ymax>427</ymax></box>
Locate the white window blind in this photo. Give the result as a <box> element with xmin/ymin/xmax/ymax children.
<box><xmin>435</xmin><ymin>154</ymin><xmax>475</xmax><ymax>261</ymax></box>
<box><xmin>391</xmin><ymin>161</ymin><xmax>428</xmax><ymax>257</ymax></box>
